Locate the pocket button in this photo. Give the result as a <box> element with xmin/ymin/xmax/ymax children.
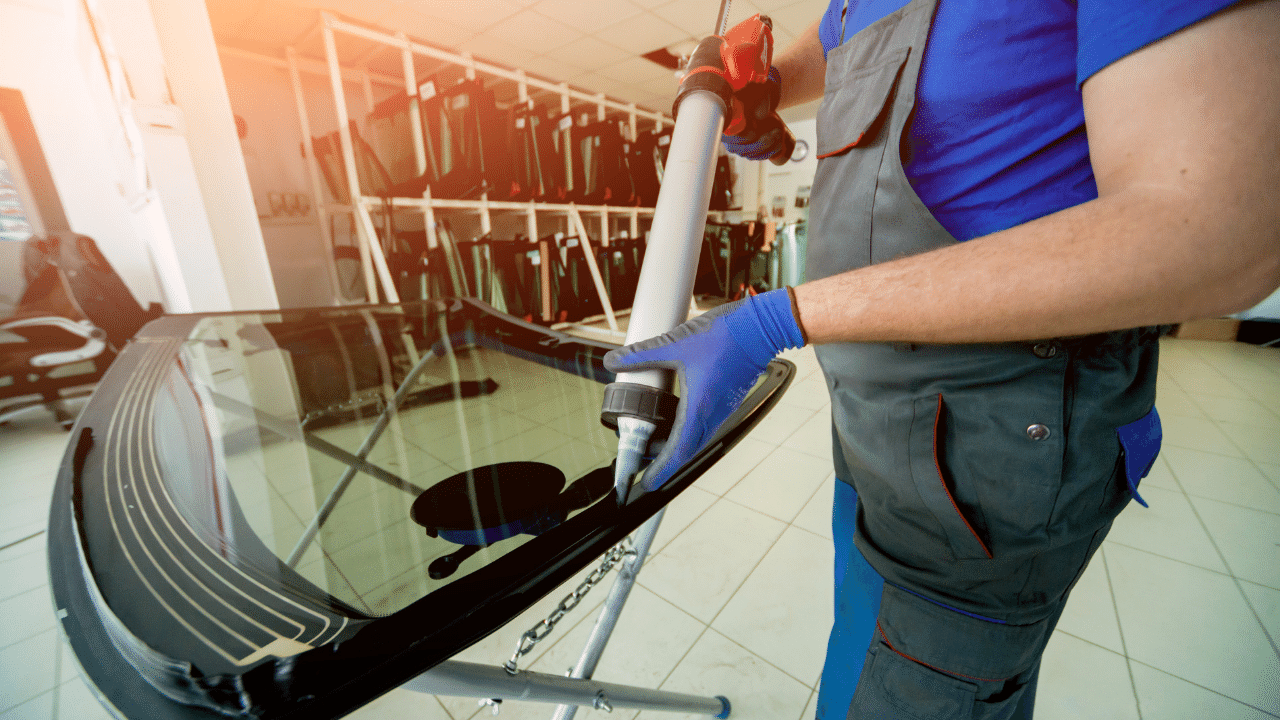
<box><xmin>1032</xmin><ymin>342</ymin><xmax>1058</xmax><ymax>359</ymax></box>
<box><xmin>1027</xmin><ymin>424</ymin><xmax>1052</xmax><ymax>441</ymax></box>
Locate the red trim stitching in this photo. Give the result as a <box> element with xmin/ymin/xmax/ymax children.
<box><xmin>815</xmin><ymin>133</ymin><xmax>866</xmax><ymax>159</ymax></box>
<box><xmin>933</xmin><ymin>394</ymin><xmax>992</xmax><ymax>559</ymax></box>
<box><xmin>877</xmin><ymin>622</ymin><xmax>1009</xmax><ymax>682</ymax></box>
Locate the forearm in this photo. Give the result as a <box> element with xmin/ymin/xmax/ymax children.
<box><xmin>775</xmin><ymin>20</ymin><xmax>826</xmax><ymax>109</ymax></box>
<box><xmin>792</xmin><ymin>185</ymin><xmax>1280</xmax><ymax>345</ymax></box>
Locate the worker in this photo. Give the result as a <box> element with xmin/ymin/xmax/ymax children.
<box><xmin>605</xmin><ymin>0</ymin><xmax>1280</xmax><ymax>717</ymax></box>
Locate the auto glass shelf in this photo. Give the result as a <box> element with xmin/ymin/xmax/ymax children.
<box><xmin>47</xmin><ymin>298</ymin><xmax>793</xmax><ymax>719</ymax></box>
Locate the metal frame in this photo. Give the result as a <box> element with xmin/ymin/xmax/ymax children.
<box><xmin>405</xmin><ymin>510</ymin><xmax>731</xmax><ymax>719</ymax></box>
<box><xmin>216</xmin><ymin>19</ymin><xmax>736</xmax><ymax>714</ymax></box>
<box><xmin>247</xmin><ymin>13</ymin><xmax>675</xmax><ymax>324</ymax></box>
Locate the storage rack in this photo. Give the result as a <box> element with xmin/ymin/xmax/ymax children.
<box><xmin>239</xmin><ymin>12</ymin><xmax>680</xmax><ymax>335</ymax></box>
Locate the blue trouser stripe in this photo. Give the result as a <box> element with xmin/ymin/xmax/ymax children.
<box><xmin>816</xmin><ymin>481</ymin><xmax>883</xmax><ymax>720</ymax></box>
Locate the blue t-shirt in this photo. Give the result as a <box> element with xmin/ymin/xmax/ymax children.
<box><xmin>816</xmin><ymin>0</ymin><xmax>1239</xmax><ymax>241</ymax></box>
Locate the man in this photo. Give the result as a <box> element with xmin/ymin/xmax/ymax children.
<box><xmin>605</xmin><ymin>1</ymin><xmax>1279</xmax><ymax>717</ymax></box>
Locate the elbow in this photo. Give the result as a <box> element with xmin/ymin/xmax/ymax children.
<box><xmin>1213</xmin><ymin>237</ymin><xmax>1280</xmax><ymax>317</ymax></box>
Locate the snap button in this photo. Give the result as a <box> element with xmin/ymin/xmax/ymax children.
<box><xmin>1032</xmin><ymin>343</ymin><xmax>1058</xmax><ymax>359</ymax></box>
<box><xmin>1027</xmin><ymin>424</ymin><xmax>1051</xmax><ymax>441</ymax></box>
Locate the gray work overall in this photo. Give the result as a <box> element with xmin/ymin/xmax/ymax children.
<box><xmin>807</xmin><ymin>0</ymin><xmax>1163</xmax><ymax>716</ymax></box>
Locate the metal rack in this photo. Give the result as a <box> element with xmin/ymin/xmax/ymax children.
<box><xmin>242</xmin><ymin>12</ymin><xmax>678</xmax><ymax>336</ymax></box>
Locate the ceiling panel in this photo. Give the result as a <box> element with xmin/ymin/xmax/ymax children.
<box><xmin>234</xmin><ymin>0</ymin><xmax>318</xmax><ymax>45</ymax></box>
<box><xmin>205</xmin><ymin>0</ymin><xmax>266</xmax><ymax>36</ymax></box>
<box><xmin>541</xmin><ymin>35</ymin><xmax>631</xmax><ymax>71</ymax></box>
<box><xmin>421</xmin><ymin>0</ymin><xmax>527</xmax><ymax>34</ymax></box>
<box><xmin>457</xmin><ymin>32</ymin><xmax>539</xmax><ymax>67</ymax></box>
<box><xmin>483</xmin><ymin>9</ymin><xmax>583</xmax><ymax>53</ymax></box>
<box><xmin>391</xmin><ymin>9</ymin><xmax>477</xmax><ymax>50</ymax></box>
<box><xmin>766</xmin><ymin>1</ymin><xmax>823</xmax><ymax>37</ymax></box>
<box><xmin>650</xmin><ymin>0</ymin><xmax>720</xmax><ymax>36</ymax></box>
<box><xmin>519</xmin><ymin>53</ymin><xmax>592</xmax><ymax>85</ymax></box>
<box><xmin>591</xmin><ymin>12</ymin><xmax>686</xmax><ymax>55</ymax></box>
<box><xmin>534</xmin><ymin>0</ymin><xmax>645</xmax><ymax>35</ymax></box>
<box><xmin>208</xmin><ymin>0</ymin><xmax>829</xmax><ymax>117</ymax></box>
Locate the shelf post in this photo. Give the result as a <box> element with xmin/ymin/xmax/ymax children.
<box><xmin>560</xmin><ymin>82</ymin><xmax>574</xmax><ymax>199</ymax></box>
<box><xmin>361</xmin><ymin>71</ymin><xmax>375</xmax><ymax>114</ymax></box>
<box><xmin>321</xmin><ymin>13</ymin><xmax>378</xmax><ymax>302</ymax></box>
<box><xmin>397</xmin><ymin>31</ymin><xmax>427</xmax><ymax>178</ymax></box>
<box><xmin>286</xmin><ymin>46</ymin><xmax>343</xmax><ymax>305</ymax></box>
<box><xmin>569</xmin><ymin>204</ymin><xmax>618</xmax><ymax>333</ymax></box>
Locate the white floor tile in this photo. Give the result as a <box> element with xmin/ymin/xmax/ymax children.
<box><xmin>0</xmin><ymin>585</ymin><xmax>55</xmax><ymax>651</ymax></box>
<box><xmin>1141</xmin><ymin>455</ymin><xmax>1180</xmax><ymax>491</ymax></box>
<box><xmin>0</xmin><ymin>499</ymin><xmax>49</xmax><ymax>549</ymax></box>
<box><xmin>0</xmin><ymin>629</ymin><xmax>58</xmax><ymax>713</ymax></box>
<box><xmin>344</xmin><ymin>687</ymin><xmax>452</xmax><ymax>720</ymax></box>
<box><xmin>792</xmin><ymin>474</ymin><xmax>835</xmax><ymax>541</ymax></box>
<box><xmin>1237</xmin><ymin>580</ymin><xmax>1280</xmax><ymax>645</ymax></box>
<box><xmin>1165</xmin><ymin>364</ymin><xmax>1252</xmax><ymax>400</ymax></box>
<box><xmin>779</xmin><ymin>409</ymin><xmax>834</xmax><ymax>462</ymax></box>
<box><xmin>712</xmin><ymin>527</ymin><xmax>832</xmax><ymax>685</ymax></box>
<box><xmin>647</xmin><ymin>486</ymin><xmax>717</xmax><ymax>557</ymax></box>
<box><xmin>0</xmin><ymin>545</ymin><xmax>48</xmax><ymax>604</ymax></box>
<box><xmin>777</xmin><ymin>347</ymin><xmax>823</xmax><ymax>381</ymax></box>
<box><xmin>724</xmin><ymin>446</ymin><xmax>832</xmax><ymax>524</ymax></box>
<box><xmin>1034</xmin><ymin>631</ymin><xmax>1138</xmax><ymax>720</ymax></box>
<box><xmin>1188</xmin><ymin>495</ymin><xmax>1280</xmax><ymax>590</ymax></box>
<box><xmin>527</xmin><ymin>585</ymin><xmax>705</xmax><ymax>700</ymax></box>
<box><xmin>1130</xmin><ymin>661</ymin><xmax>1278</xmax><ymax>720</ymax></box>
<box><xmin>57</xmin><ymin>641</ymin><xmax>82</xmax><ymax>688</ymax></box>
<box><xmin>640</xmin><ymin>629</ymin><xmax>811</xmax><ymax>720</ymax></box>
<box><xmin>775</xmin><ymin>376</ymin><xmax>830</xmax><ymax>412</ymax></box>
<box><xmin>1217</xmin><ymin>420</ymin><xmax>1280</xmax><ymax>466</ymax></box>
<box><xmin>1191</xmin><ymin>395</ymin><xmax>1280</xmax><ymax>429</ymax></box>
<box><xmin>693</xmin><ymin>436</ymin><xmax>774</xmax><ymax>496</ymax></box>
<box><xmin>0</xmin><ymin>691</ymin><xmax>50</xmax><ymax>720</ymax></box>
<box><xmin>744</xmin><ymin>404</ymin><xmax>817</xmax><ymax>447</ymax></box>
<box><xmin>1155</xmin><ymin>382</ymin><xmax>1208</xmax><ymax>419</ymax></box>
<box><xmin>639</xmin><ymin>500</ymin><xmax>786</xmax><ymax>624</ymax></box>
<box><xmin>1106</xmin><ymin>544</ymin><xmax>1279</xmax><ymax>712</ymax></box>
<box><xmin>1163</xmin><ymin>446</ymin><xmax>1280</xmax><ymax>515</ymax></box>
<box><xmin>799</xmin><ymin>688</ymin><xmax>817</xmax><ymax>720</ymax></box>
<box><xmin>53</xmin><ymin>677</ymin><xmax>113</xmax><ymax>720</ymax></box>
<box><xmin>1055</xmin><ymin>547</ymin><xmax>1124</xmax><ymax>655</ymax></box>
<box><xmin>1161</xmin><ymin>414</ymin><xmax>1245</xmax><ymax>457</ymax></box>
<box><xmin>1259</xmin><ymin>461</ymin><xmax>1280</xmax><ymax>490</ymax></box>
<box><xmin>1105</xmin><ymin>484</ymin><xmax>1228</xmax><ymax>574</ymax></box>
<box><xmin>436</xmin><ymin>562</ymin><xmax>615</xmax><ymax>719</ymax></box>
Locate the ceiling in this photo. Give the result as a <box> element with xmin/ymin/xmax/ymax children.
<box><xmin>206</xmin><ymin>0</ymin><xmax>828</xmax><ymax>119</ymax></box>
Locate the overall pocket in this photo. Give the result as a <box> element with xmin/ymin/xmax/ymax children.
<box><xmin>816</xmin><ymin>48</ymin><xmax>911</xmax><ymax>159</ymax></box>
<box><xmin>904</xmin><ymin>380</ymin><xmax>1067</xmax><ymax>562</ymax></box>
<box><xmin>906</xmin><ymin>394</ymin><xmax>992</xmax><ymax>560</ymax></box>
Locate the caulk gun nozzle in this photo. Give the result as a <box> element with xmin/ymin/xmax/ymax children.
<box><xmin>614</xmin><ymin>416</ymin><xmax>658</xmax><ymax>504</ymax></box>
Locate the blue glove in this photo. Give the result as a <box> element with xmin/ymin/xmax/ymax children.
<box><xmin>603</xmin><ymin>287</ymin><xmax>806</xmax><ymax>490</ymax></box>
<box><xmin>722</xmin><ymin>66</ymin><xmax>787</xmax><ymax>161</ymax></box>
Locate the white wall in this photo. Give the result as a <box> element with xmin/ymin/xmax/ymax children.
<box><xmin>735</xmin><ymin>117</ymin><xmax>818</xmax><ymax>225</ymax></box>
<box><xmin>0</xmin><ymin>0</ymin><xmax>289</xmax><ymax>314</ymax></box>
<box><xmin>219</xmin><ymin>51</ymin><xmax>401</xmax><ymax>306</ymax></box>
<box><xmin>147</xmin><ymin>0</ymin><xmax>279</xmax><ymax>311</ymax></box>
<box><xmin>0</xmin><ymin>0</ymin><xmax>163</xmax><ymax>309</ymax></box>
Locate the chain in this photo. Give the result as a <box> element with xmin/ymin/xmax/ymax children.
<box><xmin>504</xmin><ymin>539</ymin><xmax>636</xmax><ymax>675</ymax></box>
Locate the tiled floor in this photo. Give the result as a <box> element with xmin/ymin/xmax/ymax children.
<box><xmin>1</xmin><ymin>337</ymin><xmax>1278</xmax><ymax>719</ymax></box>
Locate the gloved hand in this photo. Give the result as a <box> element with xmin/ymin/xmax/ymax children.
<box><xmin>675</xmin><ymin>14</ymin><xmax>795</xmax><ymax>164</ymax></box>
<box><xmin>722</xmin><ymin>66</ymin><xmax>789</xmax><ymax>161</ymax></box>
<box><xmin>604</xmin><ymin>287</ymin><xmax>807</xmax><ymax>490</ymax></box>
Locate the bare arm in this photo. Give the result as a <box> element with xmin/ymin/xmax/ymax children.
<box><xmin>775</xmin><ymin>20</ymin><xmax>827</xmax><ymax>109</ymax></box>
<box><xmin>792</xmin><ymin>0</ymin><xmax>1280</xmax><ymax>344</ymax></box>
